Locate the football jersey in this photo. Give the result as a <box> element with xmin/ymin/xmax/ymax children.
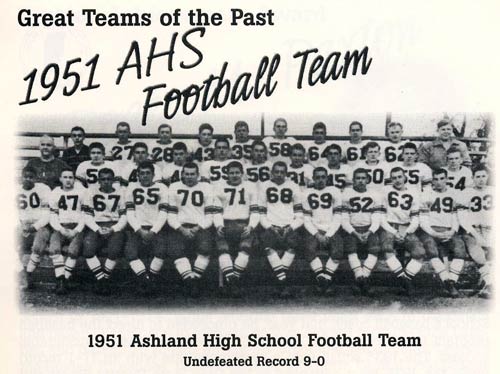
<box><xmin>340</xmin><ymin>141</ymin><xmax>366</xmax><ymax>165</ymax></box>
<box><xmin>398</xmin><ymin>162</ymin><xmax>433</xmax><ymax>189</ymax></box>
<box><xmin>161</xmin><ymin>163</ymin><xmax>183</xmax><ymax>185</ymax></box>
<box><xmin>262</xmin><ymin>136</ymin><xmax>297</xmax><ymax>163</ymax></box>
<box><xmin>325</xmin><ymin>164</ymin><xmax>353</xmax><ymax>190</ymax></box>
<box><xmin>229</xmin><ymin>139</ymin><xmax>253</xmax><ymax>162</ymax></box>
<box><xmin>420</xmin><ymin>188</ymin><xmax>459</xmax><ymax>229</ymax></box>
<box><xmin>259</xmin><ymin>180</ymin><xmax>303</xmax><ymax>227</ymax></box>
<box><xmin>457</xmin><ymin>186</ymin><xmax>493</xmax><ymax>229</ymax></box>
<box><xmin>379</xmin><ymin>141</ymin><xmax>405</xmax><ymax>163</ymax></box>
<box><xmin>381</xmin><ymin>185</ymin><xmax>420</xmax><ymax>225</ymax></box>
<box><xmin>125</xmin><ymin>182</ymin><xmax>169</xmax><ymax>227</ymax></box>
<box><xmin>167</xmin><ymin>181</ymin><xmax>216</xmax><ymax>227</ymax></box>
<box><xmin>200</xmin><ymin>159</ymin><xmax>232</xmax><ymax>183</ymax></box>
<box><xmin>244</xmin><ymin>162</ymin><xmax>272</xmax><ymax>183</ymax></box>
<box><xmin>304</xmin><ymin>141</ymin><xmax>329</xmax><ymax>168</ymax></box>
<box><xmin>18</xmin><ymin>183</ymin><xmax>51</xmax><ymax>225</ymax></box>
<box><xmin>82</xmin><ymin>185</ymin><xmax>126</xmax><ymax>223</ymax></box>
<box><xmin>303</xmin><ymin>186</ymin><xmax>343</xmax><ymax>232</ymax></box>
<box><xmin>353</xmin><ymin>160</ymin><xmax>391</xmax><ymax>189</ymax></box>
<box><xmin>188</xmin><ymin>140</ymin><xmax>215</xmax><ymax>163</ymax></box>
<box><xmin>116</xmin><ymin>161</ymin><xmax>162</xmax><ymax>183</ymax></box>
<box><xmin>148</xmin><ymin>140</ymin><xmax>175</xmax><ymax>163</ymax></box>
<box><xmin>213</xmin><ymin>181</ymin><xmax>259</xmax><ymax>221</ymax></box>
<box><xmin>106</xmin><ymin>140</ymin><xmax>135</xmax><ymax>161</ymax></box>
<box><xmin>49</xmin><ymin>185</ymin><xmax>86</xmax><ymax>224</ymax></box>
<box><xmin>342</xmin><ymin>187</ymin><xmax>383</xmax><ymax>227</ymax></box>
<box><xmin>75</xmin><ymin>160</ymin><xmax>118</xmax><ymax>187</ymax></box>
<box><xmin>445</xmin><ymin>166</ymin><xmax>473</xmax><ymax>191</ymax></box>
<box><xmin>287</xmin><ymin>164</ymin><xmax>314</xmax><ymax>188</ymax></box>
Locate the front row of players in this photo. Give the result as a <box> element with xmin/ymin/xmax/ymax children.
<box><xmin>18</xmin><ymin>160</ymin><xmax>492</xmax><ymax>298</ymax></box>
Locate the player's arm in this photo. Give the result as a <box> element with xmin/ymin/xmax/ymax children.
<box><xmin>125</xmin><ymin>187</ymin><xmax>141</xmax><ymax>232</ymax></box>
<box><xmin>73</xmin><ymin>194</ymin><xmax>86</xmax><ymax>233</ymax></box>
<box><xmin>212</xmin><ymin>193</ymin><xmax>224</xmax><ymax>231</ymax></box>
<box><xmin>325</xmin><ymin>193</ymin><xmax>343</xmax><ymax>237</ymax></box>
<box><xmin>258</xmin><ymin>184</ymin><xmax>271</xmax><ymax>230</ymax></box>
<box><xmin>302</xmin><ymin>197</ymin><xmax>318</xmax><ymax>236</ymax></box>
<box><xmin>368</xmin><ymin>202</ymin><xmax>382</xmax><ymax>234</ymax></box>
<box><xmin>166</xmin><ymin>186</ymin><xmax>181</xmax><ymax>230</ymax></box>
<box><xmin>201</xmin><ymin>185</ymin><xmax>215</xmax><ymax>229</ymax></box>
<box><xmin>248</xmin><ymin>184</ymin><xmax>260</xmax><ymax>229</ymax></box>
<box><xmin>48</xmin><ymin>191</ymin><xmax>65</xmax><ymax>233</ymax></box>
<box><xmin>290</xmin><ymin>186</ymin><xmax>304</xmax><ymax>230</ymax></box>
<box><xmin>82</xmin><ymin>190</ymin><xmax>101</xmax><ymax>232</ymax></box>
<box><xmin>340</xmin><ymin>194</ymin><xmax>356</xmax><ymax>234</ymax></box>
<box><xmin>31</xmin><ymin>186</ymin><xmax>51</xmax><ymax>231</ymax></box>
<box><xmin>418</xmin><ymin>201</ymin><xmax>442</xmax><ymax>238</ymax></box>
<box><xmin>406</xmin><ymin>204</ymin><xmax>420</xmax><ymax>235</ymax></box>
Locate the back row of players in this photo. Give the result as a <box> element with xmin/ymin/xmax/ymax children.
<box><xmin>19</xmin><ymin>119</ymin><xmax>491</xmax><ymax>298</ymax></box>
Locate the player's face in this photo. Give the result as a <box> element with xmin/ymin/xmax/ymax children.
<box><xmin>39</xmin><ymin>138</ymin><xmax>55</xmax><ymax>158</ymax></box>
<box><xmin>22</xmin><ymin>171</ymin><xmax>36</xmax><ymax>190</ymax></box>
<box><xmin>70</xmin><ymin>130</ymin><xmax>85</xmax><ymax>146</ymax></box>
<box><xmin>391</xmin><ymin>171</ymin><xmax>406</xmax><ymax>188</ymax></box>
<box><xmin>252</xmin><ymin>145</ymin><xmax>267</xmax><ymax>163</ymax></box>
<box><xmin>158</xmin><ymin>127</ymin><xmax>171</xmax><ymax>142</ymax></box>
<box><xmin>138</xmin><ymin>168</ymin><xmax>154</xmax><ymax>186</ymax></box>
<box><xmin>182</xmin><ymin>167</ymin><xmax>199</xmax><ymax>187</ymax></box>
<box><xmin>402</xmin><ymin>148</ymin><xmax>417</xmax><ymax>164</ymax></box>
<box><xmin>349</xmin><ymin>124</ymin><xmax>362</xmax><ymax>141</ymax></box>
<box><xmin>227</xmin><ymin>167</ymin><xmax>243</xmax><ymax>185</ymax></box>
<box><xmin>199</xmin><ymin>130</ymin><xmax>213</xmax><ymax>146</ymax></box>
<box><xmin>388</xmin><ymin>126</ymin><xmax>403</xmax><ymax>142</ymax></box>
<box><xmin>313</xmin><ymin>171</ymin><xmax>328</xmax><ymax>189</ymax></box>
<box><xmin>234</xmin><ymin>126</ymin><xmax>249</xmax><ymax>142</ymax></box>
<box><xmin>215</xmin><ymin>142</ymin><xmax>230</xmax><ymax>160</ymax></box>
<box><xmin>60</xmin><ymin>171</ymin><xmax>75</xmax><ymax>189</ymax></box>
<box><xmin>365</xmin><ymin>147</ymin><xmax>381</xmax><ymax>162</ymax></box>
<box><xmin>473</xmin><ymin>170</ymin><xmax>488</xmax><ymax>188</ymax></box>
<box><xmin>290</xmin><ymin>149</ymin><xmax>305</xmax><ymax>167</ymax></box>
<box><xmin>173</xmin><ymin>149</ymin><xmax>187</xmax><ymax>165</ymax></box>
<box><xmin>326</xmin><ymin>149</ymin><xmax>341</xmax><ymax>165</ymax></box>
<box><xmin>116</xmin><ymin>126</ymin><xmax>130</xmax><ymax>142</ymax></box>
<box><xmin>271</xmin><ymin>165</ymin><xmax>287</xmax><ymax>184</ymax></box>
<box><xmin>90</xmin><ymin>148</ymin><xmax>104</xmax><ymax>163</ymax></box>
<box><xmin>98</xmin><ymin>173</ymin><xmax>114</xmax><ymax>191</ymax></box>
<box><xmin>353</xmin><ymin>172</ymin><xmax>368</xmax><ymax>189</ymax></box>
<box><xmin>133</xmin><ymin>147</ymin><xmax>148</xmax><ymax>163</ymax></box>
<box><xmin>273</xmin><ymin>121</ymin><xmax>287</xmax><ymax>137</ymax></box>
<box><xmin>438</xmin><ymin>124</ymin><xmax>453</xmax><ymax>141</ymax></box>
<box><xmin>312</xmin><ymin>127</ymin><xmax>326</xmax><ymax>142</ymax></box>
<box><xmin>432</xmin><ymin>173</ymin><xmax>447</xmax><ymax>190</ymax></box>
<box><xmin>447</xmin><ymin>152</ymin><xmax>462</xmax><ymax>170</ymax></box>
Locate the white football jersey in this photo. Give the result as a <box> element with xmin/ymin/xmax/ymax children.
<box><xmin>397</xmin><ymin>162</ymin><xmax>433</xmax><ymax>190</ymax></box>
<box><xmin>49</xmin><ymin>185</ymin><xmax>86</xmax><ymax>224</ymax></box>
<box><xmin>287</xmin><ymin>164</ymin><xmax>314</xmax><ymax>188</ymax></box>
<box><xmin>213</xmin><ymin>181</ymin><xmax>259</xmax><ymax>221</ymax></box>
<box><xmin>340</xmin><ymin>141</ymin><xmax>366</xmax><ymax>165</ymax></box>
<box><xmin>200</xmin><ymin>159</ymin><xmax>233</xmax><ymax>183</ymax></box>
<box><xmin>353</xmin><ymin>160</ymin><xmax>392</xmax><ymax>190</ymax></box>
<box><xmin>262</xmin><ymin>137</ymin><xmax>297</xmax><ymax>163</ymax></box>
<box><xmin>379</xmin><ymin>141</ymin><xmax>405</xmax><ymax>164</ymax></box>
<box><xmin>167</xmin><ymin>181</ymin><xmax>216</xmax><ymax>227</ymax></box>
<box><xmin>83</xmin><ymin>185</ymin><xmax>126</xmax><ymax>223</ymax></box>
<box><xmin>445</xmin><ymin>166</ymin><xmax>473</xmax><ymax>191</ymax></box>
<box><xmin>229</xmin><ymin>139</ymin><xmax>253</xmax><ymax>162</ymax></box>
<box><xmin>148</xmin><ymin>140</ymin><xmax>175</xmax><ymax>163</ymax></box>
<box><xmin>457</xmin><ymin>186</ymin><xmax>493</xmax><ymax>228</ymax></box>
<box><xmin>342</xmin><ymin>187</ymin><xmax>383</xmax><ymax>227</ymax></box>
<box><xmin>18</xmin><ymin>183</ymin><xmax>51</xmax><ymax>224</ymax></box>
<box><xmin>259</xmin><ymin>179</ymin><xmax>303</xmax><ymax>227</ymax></box>
<box><xmin>106</xmin><ymin>140</ymin><xmax>135</xmax><ymax>161</ymax></box>
<box><xmin>304</xmin><ymin>141</ymin><xmax>329</xmax><ymax>168</ymax></box>
<box><xmin>420</xmin><ymin>188</ymin><xmax>459</xmax><ymax>229</ymax></box>
<box><xmin>125</xmin><ymin>182</ymin><xmax>169</xmax><ymax>227</ymax></box>
<box><xmin>116</xmin><ymin>161</ymin><xmax>162</xmax><ymax>183</ymax></box>
<box><xmin>160</xmin><ymin>163</ymin><xmax>183</xmax><ymax>185</ymax></box>
<box><xmin>303</xmin><ymin>186</ymin><xmax>343</xmax><ymax>232</ymax></box>
<box><xmin>325</xmin><ymin>164</ymin><xmax>353</xmax><ymax>190</ymax></box>
<box><xmin>381</xmin><ymin>185</ymin><xmax>420</xmax><ymax>225</ymax></box>
<box><xmin>75</xmin><ymin>160</ymin><xmax>118</xmax><ymax>187</ymax></box>
<box><xmin>188</xmin><ymin>140</ymin><xmax>215</xmax><ymax>163</ymax></box>
<box><xmin>244</xmin><ymin>161</ymin><xmax>273</xmax><ymax>183</ymax></box>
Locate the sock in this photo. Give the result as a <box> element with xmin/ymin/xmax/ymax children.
<box><xmin>430</xmin><ymin>257</ymin><xmax>449</xmax><ymax>282</ymax></box>
<box><xmin>234</xmin><ymin>251</ymin><xmax>250</xmax><ymax>278</ymax></box>
<box><xmin>309</xmin><ymin>257</ymin><xmax>324</xmax><ymax>280</ymax></box>
<box><xmin>129</xmin><ymin>259</ymin><xmax>146</xmax><ymax>276</ymax></box>
<box><xmin>363</xmin><ymin>254</ymin><xmax>378</xmax><ymax>277</ymax></box>
<box><xmin>64</xmin><ymin>257</ymin><xmax>77</xmax><ymax>280</ymax></box>
<box><xmin>149</xmin><ymin>257</ymin><xmax>165</xmax><ymax>275</ymax></box>
<box><xmin>218</xmin><ymin>253</ymin><xmax>234</xmax><ymax>281</ymax></box>
<box><xmin>50</xmin><ymin>254</ymin><xmax>65</xmax><ymax>278</ymax></box>
<box><xmin>282</xmin><ymin>250</ymin><xmax>296</xmax><ymax>271</ymax></box>
<box><xmin>86</xmin><ymin>256</ymin><xmax>105</xmax><ymax>280</ymax></box>
<box><xmin>103</xmin><ymin>259</ymin><xmax>117</xmax><ymax>279</ymax></box>
<box><xmin>385</xmin><ymin>254</ymin><xmax>405</xmax><ymax>277</ymax></box>
<box><xmin>174</xmin><ymin>257</ymin><xmax>194</xmax><ymax>280</ymax></box>
<box><xmin>26</xmin><ymin>253</ymin><xmax>41</xmax><ymax>273</ymax></box>
<box><xmin>324</xmin><ymin>258</ymin><xmax>339</xmax><ymax>281</ymax></box>
<box><xmin>448</xmin><ymin>258</ymin><xmax>464</xmax><ymax>282</ymax></box>
<box><xmin>193</xmin><ymin>254</ymin><xmax>210</xmax><ymax>278</ymax></box>
<box><xmin>348</xmin><ymin>253</ymin><xmax>363</xmax><ymax>279</ymax></box>
<box><xmin>266</xmin><ymin>248</ymin><xmax>286</xmax><ymax>281</ymax></box>
<box><xmin>405</xmin><ymin>259</ymin><xmax>423</xmax><ymax>279</ymax></box>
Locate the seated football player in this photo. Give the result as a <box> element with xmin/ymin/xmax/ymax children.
<box><xmin>457</xmin><ymin>166</ymin><xmax>492</xmax><ymax>298</ymax></box>
<box><xmin>160</xmin><ymin>142</ymin><xmax>188</xmax><ymax>186</ymax></box>
<box><xmin>124</xmin><ymin>161</ymin><xmax>169</xmax><ymax>294</ymax></box>
<box><xmin>380</xmin><ymin>167</ymin><xmax>426</xmax><ymax>296</ymax></box>
<box><xmin>341</xmin><ymin>168</ymin><xmax>383</xmax><ymax>296</ymax></box>
<box><xmin>244</xmin><ymin>140</ymin><xmax>273</xmax><ymax>183</ymax></box>
<box><xmin>287</xmin><ymin>144</ymin><xmax>313</xmax><ymax>189</ymax></box>
<box><xmin>444</xmin><ymin>147</ymin><xmax>473</xmax><ymax>191</ymax></box>
<box><xmin>48</xmin><ymin>168</ymin><xmax>86</xmax><ymax>294</ymax></box>
<box><xmin>398</xmin><ymin>142</ymin><xmax>432</xmax><ymax>191</ymax></box>
<box><xmin>149</xmin><ymin>123</ymin><xmax>175</xmax><ymax>163</ymax></box>
<box><xmin>75</xmin><ymin>142</ymin><xmax>117</xmax><ymax>188</ymax></box>
<box><xmin>418</xmin><ymin>168</ymin><xmax>467</xmax><ymax>298</ymax></box>
<box><xmin>200</xmin><ymin>138</ymin><xmax>233</xmax><ymax>183</ymax></box>
<box><xmin>229</xmin><ymin>121</ymin><xmax>253</xmax><ymax>162</ymax></box>
<box><xmin>305</xmin><ymin>122</ymin><xmax>330</xmax><ymax>168</ymax></box>
<box><xmin>380</xmin><ymin>122</ymin><xmax>405</xmax><ymax>163</ymax></box>
<box><xmin>188</xmin><ymin>123</ymin><xmax>215</xmax><ymax>163</ymax></box>
<box><xmin>18</xmin><ymin>166</ymin><xmax>52</xmax><ymax>289</ymax></box>
<box><xmin>116</xmin><ymin>142</ymin><xmax>162</xmax><ymax>185</ymax></box>
<box><xmin>259</xmin><ymin>161</ymin><xmax>304</xmax><ymax>297</ymax></box>
<box><xmin>167</xmin><ymin>162</ymin><xmax>217</xmax><ymax>296</ymax></box>
<box><xmin>108</xmin><ymin>121</ymin><xmax>134</xmax><ymax>162</ymax></box>
<box><xmin>341</xmin><ymin>121</ymin><xmax>366</xmax><ymax>165</ymax></box>
<box><xmin>302</xmin><ymin>167</ymin><xmax>343</xmax><ymax>295</ymax></box>
<box><xmin>354</xmin><ymin>141</ymin><xmax>392</xmax><ymax>191</ymax></box>
<box><xmin>82</xmin><ymin>168</ymin><xmax>127</xmax><ymax>294</ymax></box>
<box><xmin>262</xmin><ymin>118</ymin><xmax>297</xmax><ymax>163</ymax></box>
<box><xmin>324</xmin><ymin>144</ymin><xmax>353</xmax><ymax>190</ymax></box>
<box><xmin>212</xmin><ymin>161</ymin><xmax>260</xmax><ymax>296</ymax></box>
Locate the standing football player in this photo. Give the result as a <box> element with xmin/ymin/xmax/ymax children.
<box><xmin>324</xmin><ymin>144</ymin><xmax>353</xmax><ymax>190</ymax></box>
<box><xmin>380</xmin><ymin>122</ymin><xmax>405</xmax><ymax>164</ymax></box>
<box><xmin>189</xmin><ymin>123</ymin><xmax>215</xmax><ymax>163</ymax></box>
<box><xmin>108</xmin><ymin>121</ymin><xmax>134</xmax><ymax>162</ymax></box>
<box><xmin>287</xmin><ymin>144</ymin><xmax>314</xmax><ymax>189</ymax></box>
<box><xmin>444</xmin><ymin>147</ymin><xmax>473</xmax><ymax>191</ymax></box>
<box><xmin>244</xmin><ymin>140</ymin><xmax>273</xmax><ymax>183</ymax></box>
<box><xmin>262</xmin><ymin>118</ymin><xmax>297</xmax><ymax>163</ymax></box>
<box><xmin>341</xmin><ymin>121</ymin><xmax>366</xmax><ymax>165</ymax></box>
<box><xmin>397</xmin><ymin>142</ymin><xmax>432</xmax><ymax>190</ymax></box>
<box><xmin>117</xmin><ymin>142</ymin><xmax>162</xmax><ymax>185</ymax></box>
<box><xmin>305</xmin><ymin>122</ymin><xmax>330</xmax><ymax>168</ymax></box>
<box><xmin>354</xmin><ymin>142</ymin><xmax>392</xmax><ymax>191</ymax></box>
<box><xmin>160</xmin><ymin>142</ymin><xmax>188</xmax><ymax>186</ymax></box>
<box><xmin>200</xmin><ymin>138</ymin><xmax>233</xmax><ymax>183</ymax></box>
<box><xmin>229</xmin><ymin>121</ymin><xmax>253</xmax><ymax>162</ymax></box>
<box><xmin>75</xmin><ymin>142</ymin><xmax>117</xmax><ymax>187</ymax></box>
<box><xmin>149</xmin><ymin>123</ymin><xmax>175</xmax><ymax>163</ymax></box>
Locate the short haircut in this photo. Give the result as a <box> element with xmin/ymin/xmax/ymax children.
<box><xmin>215</xmin><ymin>138</ymin><xmax>230</xmax><ymax>147</ymax></box>
<box><xmin>22</xmin><ymin>166</ymin><xmax>37</xmax><ymax>176</ymax></box>
<box><xmin>437</xmin><ymin>119</ymin><xmax>451</xmax><ymax>129</ymax></box>
<box><xmin>388</xmin><ymin>122</ymin><xmax>403</xmax><ymax>130</ymax></box>
<box><xmin>226</xmin><ymin>161</ymin><xmax>244</xmax><ymax>173</ymax></box>
<box><xmin>446</xmin><ymin>147</ymin><xmax>462</xmax><ymax>156</ymax></box>
<box><xmin>39</xmin><ymin>134</ymin><xmax>54</xmax><ymax>144</ymax></box>
<box><xmin>325</xmin><ymin>144</ymin><xmax>342</xmax><ymax>155</ymax></box>
<box><xmin>133</xmin><ymin>142</ymin><xmax>148</xmax><ymax>152</ymax></box>
<box><xmin>182</xmin><ymin>162</ymin><xmax>199</xmax><ymax>174</ymax></box>
<box><xmin>364</xmin><ymin>141</ymin><xmax>380</xmax><ymax>152</ymax></box>
<box><xmin>272</xmin><ymin>161</ymin><xmax>288</xmax><ymax>173</ymax></box>
<box><xmin>349</xmin><ymin>121</ymin><xmax>363</xmax><ymax>132</ymax></box>
<box><xmin>390</xmin><ymin>166</ymin><xmax>405</xmax><ymax>176</ymax></box>
<box><xmin>291</xmin><ymin>143</ymin><xmax>305</xmax><ymax>154</ymax></box>
<box><xmin>251</xmin><ymin>139</ymin><xmax>267</xmax><ymax>150</ymax></box>
<box><xmin>158</xmin><ymin>123</ymin><xmax>172</xmax><ymax>132</ymax></box>
<box><xmin>353</xmin><ymin>168</ymin><xmax>369</xmax><ymax>178</ymax></box>
<box><xmin>70</xmin><ymin>126</ymin><xmax>85</xmax><ymax>134</ymax></box>
<box><xmin>313</xmin><ymin>167</ymin><xmax>328</xmax><ymax>177</ymax></box>
<box><xmin>432</xmin><ymin>168</ymin><xmax>448</xmax><ymax>178</ymax></box>
<box><xmin>89</xmin><ymin>142</ymin><xmax>105</xmax><ymax>153</ymax></box>
<box><xmin>472</xmin><ymin>165</ymin><xmax>489</xmax><ymax>176</ymax></box>
<box><xmin>116</xmin><ymin>121</ymin><xmax>130</xmax><ymax>130</ymax></box>
<box><xmin>313</xmin><ymin>122</ymin><xmax>326</xmax><ymax>132</ymax></box>
<box><xmin>137</xmin><ymin>161</ymin><xmax>155</xmax><ymax>173</ymax></box>
<box><xmin>172</xmin><ymin>142</ymin><xmax>188</xmax><ymax>152</ymax></box>
<box><xmin>402</xmin><ymin>142</ymin><xmax>418</xmax><ymax>152</ymax></box>
<box><xmin>198</xmin><ymin>123</ymin><xmax>213</xmax><ymax>134</ymax></box>
<box><xmin>98</xmin><ymin>168</ymin><xmax>115</xmax><ymax>178</ymax></box>
<box><xmin>234</xmin><ymin>121</ymin><xmax>249</xmax><ymax>131</ymax></box>
<box><xmin>61</xmin><ymin>167</ymin><xmax>74</xmax><ymax>175</ymax></box>
<box><xmin>274</xmin><ymin>118</ymin><xmax>287</xmax><ymax>127</ymax></box>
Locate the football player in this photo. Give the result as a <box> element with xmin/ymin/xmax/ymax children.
<box><xmin>397</xmin><ymin>142</ymin><xmax>432</xmax><ymax>190</ymax></box>
<box><xmin>48</xmin><ymin>168</ymin><xmax>86</xmax><ymax>294</ymax></box>
<box><xmin>287</xmin><ymin>144</ymin><xmax>314</xmax><ymax>189</ymax></box>
<box><xmin>457</xmin><ymin>166</ymin><xmax>492</xmax><ymax>298</ymax></box>
<box><xmin>167</xmin><ymin>162</ymin><xmax>217</xmax><ymax>296</ymax></box>
<box><xmin>149</xmin><ymin>123</ymin><xmax>175</xmax><ymax>163</ymax></box>
<box><xmin>302</xmin><ymin>167</ymin><xmax>343</xmax><ymax>294</ymax></box>
<box><xmin>244</xmin><ymin>140</ymin><xmax>273</xmax><ymax>183</ymax></box>
<box><xmin>82</xmin><ymin>168</ymin><xmax>127</xmax><ymax>294</ymax></box>
<box><xmin>200</xmin><ymin>138</ymin><xmax>232</xmax><ymax>183</ymax></box>
<box><xmin>418</xmin><ymin>168</ymin><xmax>467</xmax><ymax>298</ymax></box>
<box><xmin>259</xmin><ymin>161</ymin><xmax>304</xmax><ymax>297</ymax></box>
<box><xmin>380</xmin><ymin>122</ymin><xmax>405</xmax><ymax>163</ymax></box>
<box><xmin>75</xmin><ymin>142</ymin><xmax>117</xmax><ymax>187</ymax></box>
<box><xmin>108</xmin><ymin>121</ymin><xmax>134</xmax><ymax>162</ymax></box>
<box><xmin>116</xmin><ymin>142</ymin><xmax>162</xmax><ymax>185</ymax></box>
<box><xmin>18</xmin><ymin>166</ymin><xmax>53</xmax><ymax>289</ymax></box>
<box><xmin>380</xmin><ymin>167</ymin><xmax>426</xmax><ymax>295</ymax></box>
<box><xmin>212</xmin><ymin>161</ymin><xmax>260</xmax><ymax>296</ymax></box>
<box><xmin>354</xmin><ymin>142</ymin><xmax>391</xmax><ymax>191</ymax></box>
<box><xmin>444</xmin><ymin>147</ymin><xmax>473</xmax><ymax>191</ymax></box>
<box><xmin>189</xmin><ymin>123</ymin><xmax>215</xmax><ymax>163</ymax></box>
<box><xmin>124</xmin><ymin>161</ymin><xmax>169</xmax><ymax>294</ymax></box>
<box><xmin>160</xmin><ymin>142</ymin><xmax>188</xmax><ymax>186</ymax></box>
<box><xmin>229</xmin><ymin>121</ymin><xmax>253</xmax><ymax>162</ymax></box>
<box><xmin>324</xmin><ymin>144</ymin><xmax>353</xmax><ymax>190</ymax></box>
<box><xmin>341</xmin><ymin>121</ymin><xmax>366</xmax><ymax>165</ymax></box>
<box><xmin>305</xmin><ymin>122</ymin><xmax>330</xmax><ymax>167</ymax></box>
<box><xmin>341</xmin><ymin>168</ymin><xmax>383</xmax><ymax>295</ymax></box>
<box><xmin>62</xmin><ymin>126</ymin><xmax>90</xmax><ymax>171</ymax></box>
<box><xmin>262</xmin><ymin>118</ymin><xmax>297</xmax><ymax>163</ymax></box>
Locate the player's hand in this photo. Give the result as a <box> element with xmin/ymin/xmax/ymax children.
<box><xmin>282</xmin><ymin>225</ymin><xmax>292</xmax><ymax>237</ymax></box>
<box><xmin>191</xmin><ymin>225</ymin><xmax>201</xmax><ymax>234</ymax></box>
<box><xmin>25</xmin><ymin>224</ymin><xmax>37</xmax><ymax>234</ymax></box>
<box><xmin>138</xmin><ymin>228</ymin><xmax>152</xmax><ymax>241</ymax></box>
<box><xmin>66</xmin><ymin>229</ymin><xmax>77</xmax><ymax>239</ymax></box>
<box><xmin>241</xmin><ymin>225</ymin><xmax>252</xmax><ymax>238</ymax></box>
<box><xmin>99</xmin><ymin>227</ymin><xmax>112</xmax><ymax>236</ymax></box>
<box><xmin>180</xmin><ymin>226</ymin><xmax>195</xmax><ymax>239</ymax></box>
<box><xmin>216</xmin><ymin>226</ymin><xmax>225</xmax><ymax>237</ymax></box>
<box><xmin>474</xmin><ymin>234</ymin><xmax>488</xmax><ymax>248</ymax></box>
<box><xmin>270</xmin><ymin>225</ymin><xmax>282</xmax><ymax>236</ymax></box>
<box><xmin>394</xmin><ymin>232</ymin><xmax>405</xmax><ymax>243</ymax></box>
<box><xmin>315</xmin><ymin>232</ymin><xmax>327</xmax><ymax>246</ymax></box>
